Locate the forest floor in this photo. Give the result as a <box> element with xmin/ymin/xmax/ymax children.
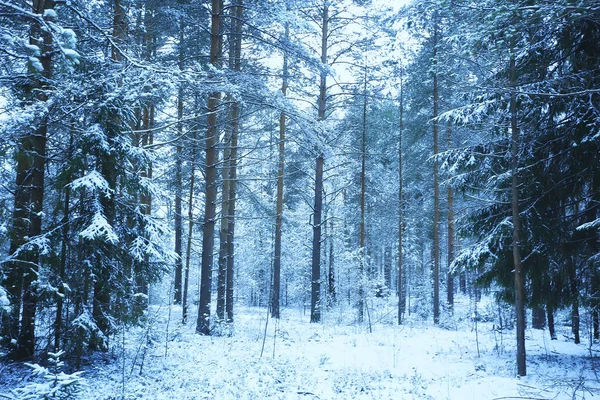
<box><xmin>3</xmin><ymin>296</ymin><xmax>600</xmax><ymax>399</ymax></box>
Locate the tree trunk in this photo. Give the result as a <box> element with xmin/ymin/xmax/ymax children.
<box><xmin>7</xmin><ymin>0</ymin><xmax>55</xmax><ymax>361</ymax></box>
<box><xmin>384</xmin><ymin>246</ymin><xmax>391</xmax><ymax>290</ymax></box>
<box><xmin>54</xmin><ymin>179</ymin><xmax>71</xmax><ymax>352</ymax></box>
<box><xmin>510</xmin><ymin>52</ymin><xmax>527</xmax><ymax>376</ymax></box>
<box><xmin>446</xmin><ymin>123</ymin><xmax>454</xmax><ymax>311</ymax></box>
<box><xmin>182</xmin><ymin>124</ymin><xmax>197</xmax><ymax>324</ymax></box>
<box><xmin>309</xmin><ymin>2</ymin><xmax>328</xmax><ymax>324</ymax></box>
<box><xmin>398</xmin><ymin>65</ymin><xmax>405</xmax><ymax>325</ymax></box>
<box><xmin>547</xmin><ymin>302</ymin><xmax>556</xmax><ymax>340</ymax></box>
<box><xmin>196</xmin><ymin>0</ymin><xmax>223</xmax><ymax>337</ymax></box>
<box><xmin>572</xmin><ymin>302</ymin><xmax>580</xmax><ymax>344</ymax></box>
<box><xmin>531</xmin><ymin>306</ymin><xmax>546</xmax><ymax>330</ymax></box>
<box><xmin>138</xmin><ymin>104</ymin><xmax>153</xmax><ymax>299</ymax></box>
<box><xmin>432</xmin><ymin>19</ymin><xmax>440</xmax><ymax>326</ymax></box>
<box><xmin>216</xmin><ymin>136</ymin><xmax>231</xmax><ymax>321</ymax></box>
<box><xmin>358</xmin><ymin>66</ymin><xmax>368</xmax><ymax>323</ymax></box>
<box><xmin>328</xmin><ymin>218</ymin><xmax>336</xmax><ymax>305</ymax></box>
<box><xmin>311</xmin><ymin>155</ymin><xmax>324</xmax><ymax>323</ymax></box>
<box><xmin>225</xmin><ymin>0</ymin><xmax>243</xmax><ymax>324</ymax></box>
<box><xmin>567</xmin><ymin>255</ymin><xmax>580</xmax><ymax>344</ymax></box>
<box><xmin>173</xmin><ymin>15</ymin><xmax>185</xmax><ymax>306</ymax></box>
<box><xmin>272</xmin><ymin>20</ymin><xmax>289</xmax><ymax>319</ymax></box>
<box><xmin>594</xmin><ymin>309</ymin><xmax>599</xmax><ymax>341</ymax></box>
<box><xmin>459</xmin><ymin>272</ymin><xmax>467</xmax><ymax>295</ymax></box>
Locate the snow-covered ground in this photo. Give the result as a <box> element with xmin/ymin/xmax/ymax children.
<box><xmin>3</xmin><ymin>298</ymin><xmax>600</xmax><ymax>399</ymax></box>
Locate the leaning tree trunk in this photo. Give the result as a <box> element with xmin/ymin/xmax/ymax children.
<box><xmin>510</xmin><ymin>52</ymin><xmax>526</xmax><ymax>377</ymax></box>
<box><xmin>196</xmin><ymin>0</ymin><xmax>223</xmax><ymax>336</ymax></box>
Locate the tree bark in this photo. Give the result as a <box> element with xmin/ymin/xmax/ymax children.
<box><xmin>567</xmin><ymin>255</ymin><xmax>580</xmax><ymax>344</ymax></box>
<box><xmin>174</xmin><ymin>14</ymin><xmax>185</xmax><ymax>305</ymax></box>
<box><xmin>310</xmin><ymin>155</ymin><xmax>324</xmax><ymax>323</ymax></box>
<box><xmin>309</xmin><ymin>1</ymin><xmax>328</xmax><ymax>324</ymax></box>
<box><xmin>328</xmin><ymin>217</ymin><xmax>336</xmax><ymax>305</ymax></box>
<box><xmin>358</xmin><ymin>66</ymin><xmax>368</xmax><ymax>323</ymax></box>
<box><xmin>432</xmin><ymin>18</ymin><xmax>440</xmax><ymax>325</ymax></box>
<box><xmin>225</xmin><ymin>0</ymin><xmax>243</xmax><ymax>324</ymax></box>
<box><xmin>510</xmin><ymin>52</ymin><xmax>526</xmax><ymax>376</ymax></box>
<box><xmin>532</xmin><ymin>306</ymin><xmax>546</xmax><ymax>330</ymax></box>
<box><xmin>138</xmin><ymin>104</ymin><xmax>154</xmax><ymax>299</ymax></box>
<box><xmin>398</xmin><ymin>65</ymin><xmax>405</xmax><ymax>325</ymax></box>
<box><xmin>54</xmin><ymin>176</ymin><xmax>71</xmax><ymax>352</ymax></box>
<box><xmin>182</xmin><ymin>124</ymin><xmax>197</xmax><ymax>324</ymax></box>
<box><xmin>216</xmin><ymin>134</ymin><xmax>231</xmax><ymax>321</ymax></box>
<box><xmin>547</xmin><ymin>302</ymin><xmax>556</xmax><ymax>340</ymax></box>
<box><xmin>6</xmin><ymin>0</ymin><xmax>55</xmax><ymax>361</ymax></box>
<box><xmin>196</xmin><ymin>0</ymin><xmax>223</xmax><ymax>336</ymax></box>
<box><xmin>446</xmin><ymin>123</ymin><xmax>454</xmax><ymax>311</ymax></box>
<box><xmin>272</xmin><ymin>19</ymin><xmax>289</xmax><ymax>319</ymax></box>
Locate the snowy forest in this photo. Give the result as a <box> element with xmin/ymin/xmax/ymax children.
<box><xmin>1</xmin><ymin>0</ymin><xmax>599</xmax><ymax>398</ymax></box>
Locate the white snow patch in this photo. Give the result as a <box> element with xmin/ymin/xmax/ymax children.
<box><xmin>43</xmin><ymin>9</ymin><xmax>58</xmax><ymax>19</ymax></box>
<box><xmin>72</xmin><ymin>302</ymin><xmax>598</xmax><ymax>400</ymax></box>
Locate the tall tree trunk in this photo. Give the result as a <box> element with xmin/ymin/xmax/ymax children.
<box><xmin>272</xmin><ymin>20</ymin><xmax>289</xmax><ymax>319</ymax></box>
<box><xmin>182</xmin><ymin>125</ymin><xmax>197</xmax><ymax>324</ymax></box>
<box><xmin>173</xmin><ymin>14</ymin><xmax>185</xmax><ymax>305</ymax></box>
<box><xmin>216</xmin><ymin>133</ymin><xmax>231</xmax><ymax>321</ymax></box>
<box><xmin>225</xmin><ymin>0</ymin><xmax>243</xmax><ymax>324</ymax></box>
<box><xmin>446</xmin><ymin>123</ymin><xmax>454</xmax><ymax>311</ymax></box>
<box><xmin>358</xmin><ymin>66</ymin><xmax>368</xmax><ymax>323</ymax></box>
<box><xmin>510</xmin><ymin>52</ymin><xmax>526</xmax><ymax>376</ymax></box>
<box><xmin>197</xmin><ymin>0</ymin><xmax>223</xmax><ymax>335</ymax></box>
<box><xmin>225</xmin><ymin>104</ymin><xmax>239</xmax><ymax>324</ymax></box>
<box><xmin>311</xmin><ymin>155</ymin><xmax>324</xmax><ymax>323</ymax></box>
<box><xmin>5</xmin><ymin>0</ymin><xmax>55</xmax><ymax>361</ymax></box>
<box><xmin>309</xmin><ymin>1</ymin><xmax>328</xmax><ymax>324</ymax></box>
<box><xmin>432</xmin><ymin>19</ymin><xmax>440</xmax><ymax>326</ymax></box>
<box><xmin>398</xmin><ymin>65</ymin><xmax>405</xmax><ymax>325</ymax></box>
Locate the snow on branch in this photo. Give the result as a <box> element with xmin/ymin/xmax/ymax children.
<box><xmin>79</xmin><ymin>212</ymin><xmax>118</xmax><ymax>244</ymax></box>
<box><xmin>68</xmin><ymin>170</ymin><xmax>112</xmax><ymax>196</ymax></box>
